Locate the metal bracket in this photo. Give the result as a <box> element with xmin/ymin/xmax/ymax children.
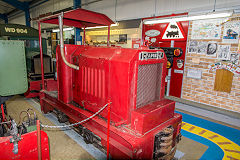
<box><xmin>9</xmin><ymin>120</ymin><xmax>21</xmax><ymax>154</ymax></box>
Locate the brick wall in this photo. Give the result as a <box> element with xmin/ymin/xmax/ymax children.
<box><xmin>182</xmin><ymin>17</ymin><xmax>240</xmax><ymax>113</ymax></box>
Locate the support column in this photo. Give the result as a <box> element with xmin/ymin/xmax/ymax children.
<box><xmin>107</xmin><ymin>25</ymin><xmax>110</xmax><ymax>46</ymax></box>
<box><xmin>2</xmin><ymin>0</ymin><xmax>30</xmax><ymax>27</ymax></box>
<box><xmin>0</xmin><ymin>14</ymin><xmax>8</xmax><ymax>24</ymax></box>
<box><xmin>74</xmin><ymin>0</ymin><xmax>82</xmax><ymax>44</ymax></box>
<box><xmin>38</xmin><ymin>21</ymin><xmax>45</xmax><ymax>90</ymax></box>
<box><xmin>25</xmin><ymin>9</ymin><xmax>31</xmax><ymax>27</ymax></box>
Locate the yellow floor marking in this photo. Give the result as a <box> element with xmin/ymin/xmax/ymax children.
<box><xmin>182</xmin><ymin>122</ymin><xmax>240</xmax><ymax>160</ymax></box>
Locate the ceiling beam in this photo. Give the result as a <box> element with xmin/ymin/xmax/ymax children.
<box><xmin>2</xmin><ymin>0</ymin><xmax>28</xmax><ymax>11</ymax></box>
<box><xmin>2</xmin><ymin>0</ymin><xmax>30</xmax><ymax>26</ymax></box>
<box><xmin>0</xmin><ymin>14</ymin><xmax>8</xmax><ymax>24</ymax></box>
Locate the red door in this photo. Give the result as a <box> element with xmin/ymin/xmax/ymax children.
<box><xmin>142</xmin><ymin>17</ymin><xmax>189</xmax><ymax>98</ymax></box>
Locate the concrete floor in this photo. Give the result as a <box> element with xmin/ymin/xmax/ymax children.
<box><xmin>4</xmin><ymin>96</ymin><xmax>240</xmax><ymax>159</ymax></box>
<box><xmin>6</xmin><ymin>96</ymin><xmax>94</xmax><ymax>160</ymax></box>
<box><xmin>178</xmin><ymin>137</ymin><xmax>208</xmax><ymax>160</ymax></box>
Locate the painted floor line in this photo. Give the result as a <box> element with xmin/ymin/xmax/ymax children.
<box><xmin>177</xmin><ymin>110</ymin><xmax>240</xmax><ymax>160</ymax></box>
<box><xmin>182</xmin><ymin>121</ymin><xmax>240</xmax><ymax>160</ymax></box>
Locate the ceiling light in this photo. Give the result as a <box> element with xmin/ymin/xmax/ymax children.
<box><xmin>144</xmin><ymin>11</ymin><xmax>232</xmax><ymax>25</ymax></box>
<box><xmin>52</xmin><ymin>27</ymin><xmax>74</xmax><ymax>32</ymax></box>
<box><xmin>85</xmin><ymin>22</ymin><xmax>119</xmax><ymax>30</ymax></box>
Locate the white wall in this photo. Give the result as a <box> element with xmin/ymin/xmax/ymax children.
<box><xmin>4</xmin><ymin>0</ymin><xmax>240</xmax><ymax>28</ymax></box>
<box><xmin>82</xmin><ymin>0</ymin><xmax>240</xmax><ymax>20</ymax></box>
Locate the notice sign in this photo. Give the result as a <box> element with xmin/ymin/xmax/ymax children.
<box><xmin>162</xmin><ymin>21</ymin><xmax>185</xmax><ymax>40</ymax></box>
<box><xmin>132</xmin><ymin>38</ymin><xmax>141</xmax><ymax>48</ymax></box>
<box><xmin>187</xmin><ymin>69</ymin><xmax>202</xmax><ymax>79</ymax></box>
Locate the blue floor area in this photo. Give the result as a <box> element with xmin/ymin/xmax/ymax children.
<box><xmin>176</xmin><ymin>111</ymin><xmax>240</xmax><ymax>160</ymax></box>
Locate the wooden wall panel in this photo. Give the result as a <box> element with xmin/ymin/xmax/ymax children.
<box><xmin>214</xmin><ymin>69</ymin><xmax>234</xmax><ymax>93</ymax></box>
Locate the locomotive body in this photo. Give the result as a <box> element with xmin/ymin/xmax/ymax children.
<box><xmin>38</xmin><ymin>8</ymin><xmax>182</xmax><ymax>159</ymax></box>
<box><xmin>40</xmin><ymin>44</ymin><xmax>182</xmax><ymax>159</ymax></box>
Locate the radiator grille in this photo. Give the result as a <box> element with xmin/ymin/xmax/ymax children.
<box><xmin>136</xmin><ymin>63</ymin><xmax>162</xmax><ymax>108</ymax></box>
<box><xmin>80</xmin><ymin>66</ymin><xmax>105</xmax><ymax>98</ymax></box>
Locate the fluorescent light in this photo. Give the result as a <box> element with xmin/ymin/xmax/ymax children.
<box><xmin>52</xmin><ymin>27</ymin><xmax>74</xmax><ymax>32</ymax></box>
<box><xmin>144</xmin><ymin>11</ymin><xmax>232</xmax><ymax>24</ymax></box>
<box><xmin>85</xmin><ymin>22</ymin><xmax>119</xmax><ymax>30</ymax></box>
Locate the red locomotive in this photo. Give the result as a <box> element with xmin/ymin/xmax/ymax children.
<box><xmin>38</xmin><ymin>8</ymin><xmax>182</xmax><ymax>159</ymax></box>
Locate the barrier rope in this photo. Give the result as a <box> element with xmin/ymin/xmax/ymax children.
<box><xmin>40</xmin><ymin>103</ymin><xmax>110</xmax><ymax>129</ymax></box>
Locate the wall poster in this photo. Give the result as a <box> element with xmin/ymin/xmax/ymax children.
<box><xmin>188</xmin><ymin>40</ymin><xmax>198</xmax><ymax>53</ymax></box>
<box><xmin>229</xmin><ymin>53</ymin><xmax>239</xmax><ymax>64</ymax></box>
<box><xmin>191</xmin><ymin>19</ymin><xmax>224</xmax><ymax>39</ymax></box>
<box><xmin>197</xmin><ymin>41</ymin><xmax>208</xmax><ymax>54</ymax></box>
<box><xmin>187</xmin><ymin>69</ymin><xmax>202</xmax><ymax>79</ymax></box>
<box><xmin>217</xmin><ymin>45</ymin><xmax>231</xmax><ymax>60</ymax></box>
<box><xmin>206</xmin><ymin>41</ymin><xmax>218</xmax><ymax>57</ymax></box>
<box><xmin>222</xmin><ymin>21</ymin><xmax>240</xmax><ymax>43</ymax></box>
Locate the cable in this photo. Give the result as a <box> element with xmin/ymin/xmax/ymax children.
<box><xmin>115</xmin><ymin>0</ymin><xmax>117</xmax><ymax>22</ymax></box>
<box><xmin>213</xmin><ymin>0</ymin><xmax>217</xmax><ymax>12</ymax></box>
<box><xmin>18</xmin><ymin>111</ymin><xmax>30</xmax><ymax>125</ymax></box>
<box><xmin>41</xmin><ymin>102</ymin><xmax>110</xmax><ymax>129</ymax></box>
<box><xmin>154</xmin><ymin>0</ymin><xmax>157</xmax><ymax>17</ymax></box>
<box><xmin>0</xmin><ymin>121</ymin><xmax>12</xmax><ymax>125</ymax></box>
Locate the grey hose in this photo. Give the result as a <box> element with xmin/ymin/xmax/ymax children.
<box><xmin>58</xmin><ymin>12</ymin><xmax>79</xmax><ymax>70</ymax></box>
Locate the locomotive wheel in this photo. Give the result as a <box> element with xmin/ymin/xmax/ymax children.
<box><xmin>57</xmin><ymin>114</ymin><xmax>68</xmax><ymax>123</ymax></box>
<box><xmin>0</xmin><ymin>125</ymin><xmax>3</xmax><ymax>137</ymax></box>
<box><xmin>78</xmin><ymin>125</ymin><xmax>84</xmax><ymax>136</ymax></box>
<box><xmin>57</xmin><ymin>112</ymin><xmax>68</xmax><ymax>123</ymax></box>
<box><xmin>0</xmin><ymin>123</ymin><xmax>6</xmax><ymax>137</ymax></box>
<box><xmin>83</xmin><ymin>128</ymin><xmax>93</xmax><ymax>144</ymax></box>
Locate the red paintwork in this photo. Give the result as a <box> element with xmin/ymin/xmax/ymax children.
<box><xmin>37</xmin><ymin>120</ymin><xmax>41</xmax><ymax>160</ymax></box>
<box><xmin>38</xmin><ymin>8</ymin><xmax>182</xmax><ymax>159</ymax></box>
<box><xmin>1</xmin><ymin>104</ymin><xmax>5</xmax><ymax>121</ymax></box>
<box><xmin>24</xmin><ymin>79</ymin><xmax>57</xmax><ymax>98</ymax></box>
<box><xmin>107</xmin><ymin>99</ymin><xmax>111</xmax><ymax>160</ymax></box>
<box><xmin>40</xmin><ymin>90</ymin><xmax>182</xmax><ymax>159</ymax></box>
<box><xmin>0</xmin><ymin>130</ymin><xmax>49</xmax><ymax>160</ymax></box>
<box><xmin>38</xmin><ymin>22</ymin><xmax>45</xmax><ymax>91</ymax></box>
<box><xmin>56</xmin><ymin>45</ymin><xmax>167</xmax><ymax>125</ymax></box>
<box><xmin>40</xmin><ymin>8</ymin><xmax>114</xmax><ymax>28</ymax></box>
<box><xmin>142</xmin><ymin>15</ymin><xmax>189</xmax><ymax>98</ymax></box>
<box><xmin>38</xmin><ymin>44</ymin><xmax>182</xmax><ymax>159</ymax></box>
<box><xmin>131</xmin><ymin>99</ymin><xmax>175</xmax><ymax>134</ymax></box>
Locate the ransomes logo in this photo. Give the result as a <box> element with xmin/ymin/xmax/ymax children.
<box><xmin>139</xmin><ymin>51</ymin><xmax>164</xmax><ymax>60</ymax></box>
